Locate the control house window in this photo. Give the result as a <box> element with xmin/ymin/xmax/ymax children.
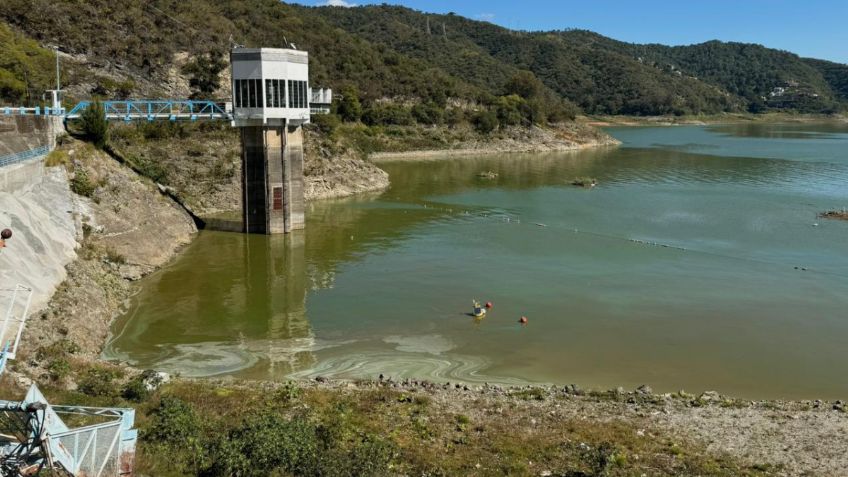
<box><xmin>235</xmin><ymin>79</ymin><xmax>263</xmax><ymax>108</ymax></box>
<box><xmin>287</xmin><ymin>80</ymin><xmax>308</xmax><ymax>109</ymax></box>
<box><xmin>265</xmin><ymin>79</ymin><xmax>286</xmax><ymax>108</ymax></box>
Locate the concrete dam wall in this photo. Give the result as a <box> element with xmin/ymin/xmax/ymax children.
<box><xmin>1</xmin><ymin>115</ymin><xmax>78</xmax><ymax>318</ymax></box>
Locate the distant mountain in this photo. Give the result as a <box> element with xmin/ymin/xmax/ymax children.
<box><xmin>1</xmin><ymin>0</ymin><xmax>845</xmax><ymax>115</ymax></box>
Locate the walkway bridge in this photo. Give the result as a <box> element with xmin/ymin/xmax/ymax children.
<box><xmin>4</xmin><ymin>99</ymin><xmax>233</xmax><ymax>122</ymax></box>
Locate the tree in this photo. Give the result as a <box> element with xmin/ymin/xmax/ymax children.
<box><xmin>336</xmin><ymin>86</ymin><xmax>363</xmax><ymax>122</ymax></box>
<box><xmin>472</xmin><ymin>110</ymin><xmax>498</xmax><ymax>134</ymax></box>
<box><xmin>504</xmin><ymin>71</ymin><xmax>544</xmax><ymax>100</ymax></box>
<box><xmin>79</xmin><ymin>100</ymin><xmax>109</xmax><ymax>148</ymax></box>
<box><xmin>183</xmin><ymin>50</ymin><xmax>226</xmax><ymax>99</ymax></box>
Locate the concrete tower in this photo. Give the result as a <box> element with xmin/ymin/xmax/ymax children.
<box><xmin>231</xmin><ymin>48</ymin><xmax>310</xmax><ymax>234</ymax></box>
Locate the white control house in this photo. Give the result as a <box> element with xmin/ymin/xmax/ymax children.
<box><xmin>230</xmin><ymin>47</ymin><xmax>313</xmax><ymax>234</ymax></box>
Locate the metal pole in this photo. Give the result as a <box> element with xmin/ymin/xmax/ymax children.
<box><xmin>55</xmin><ymin>46</ymin><xmax>60</xmax><ymax>92</ymax></box>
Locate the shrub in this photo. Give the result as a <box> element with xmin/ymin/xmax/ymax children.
<box><xmin>70</xmin><ymin>167</ymin><xmax>97</xmax><ymax>197</ymax></box>
<box><xmin>362</xmin><ymin>103</ymin><xmax>415</xmax><ymax>126</ymax></box>
<box><xmin>121</xmin><ymin>376</ymin><xmax>150</xmax><ymax>402</ymax></box>
<box><xmin>412</xmin><ymin>102</ymin><xmax>445</xmax><ymax>125</ymax></box>
<box><xmin>444</xmin><ymin>107</ymin><xmax>465</xmax><ymax>127</ymax></box>
<box><xmin>145</xmin><ymin>396</ymin><xmax>202</xmax><ymax>447</ymax></box>
<box><xmin>208</xmin><ymin>413</ymin><xmax>318</xmax><ymax>477</ymax></box>
<box><xmin>128</xmin><ymin>154</ymin><xmax>169</xmax><ymax>184</ymax></box>
<box><xmin>319</xmin><ymin>435</ymin><xmax>395</xmax><ymax>477</ymax></box>
<box><xmin>336</xmin><ymin>85</ymin><xmax>363</xmax><ymax>122</ymax></box>
<box><xmin>77</xmin><ymin>366</ymin><xmax>123</xmax><ymax>397</ymax></box>
<box><xmin>79</xmin><ymin>100</ymin><xmax>109</xmax><ymax>148</ymax></box>
<box><xmin>472</xmin><ymin>110</ymin><xmax>498</xmax><ymax>134</ymax></box>
<box><xmin>183</xmin><ymin>50</ymin><xmax>227</xmax><ymax>99</ymax></box>
<box><xmin>105</xmin><ymin>248</ymin><xmax>127</xmax><ymax>264</ymax></box>
<box><xmin>47</xmin><ymin>359</ymin><xmax>71</xmax><ymax>381</ymax></box>
<box><xmin>311</xmin><ymin>113</ymin><xmax>342</xmax><ymax>134</ymax></box>
<box><xmin>44</xmin><ymin>149</ymin><xmax>70</xmax><ymax>168</ymax></box>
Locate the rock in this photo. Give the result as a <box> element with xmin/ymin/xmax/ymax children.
<box><xmin>142</xmin><ymin>370</ymin><xmax>170</xmax><ymax>392</ymax></box>
<box><xmin>699</xmin><ymin>390</ymin><xmax>721</xmax><ymax>402</ymax></box>
<box><xmin>636</xmin><ymin>384</ymin><xmax>653</xmax><ymax>395</ymax></box>
<box><xmin>118</xmin><ymin>264</ymin><xmax>145</xmax><ymax>281</ymax></box>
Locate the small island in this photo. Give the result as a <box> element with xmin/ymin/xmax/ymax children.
<box><xmin>819</xmin><ymin>209</ymin><xmax>848</xmax><ymax>221</ymax></box>
<box><xmin>571</xmin><ymin>177</ymin><xmax>598</xmax><ymax>187</ymax></box>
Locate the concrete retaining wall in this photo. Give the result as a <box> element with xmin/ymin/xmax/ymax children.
<box><xmin>0</xmin><ymin>115</ymin><xmax>62</xmax><ymax>193</ymax></box>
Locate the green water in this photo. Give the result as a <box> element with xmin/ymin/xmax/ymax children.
<box><xmin>106</xmin><ymin>123</ymin><xmax>848</xmax><ymax>399</ymax></box>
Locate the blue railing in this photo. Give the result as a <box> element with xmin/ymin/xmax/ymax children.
<box><xmin>2</xmin><ymin>106</ymin><xmax>66</xmax><ymax>117</ymax></box>
<box><xmin>65</xmin><ymin>100</ymin><xmax>231</xmax><ymax>122</ymax></box>
<box><xmin>3</xmin><ymin>100</ymin><xmax>232</xmax><ymax>122</ymax></box>
<box><xmin>0</xmin><ymin>145</ymin><xmax>50</xmax><ymax>168</ymax></box>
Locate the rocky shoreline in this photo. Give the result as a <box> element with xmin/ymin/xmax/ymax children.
<box><xmin>171</xmin><ymin>375</ymin><xmax>847</xmax><ymax>477</ymax></box>
<box><xmin>369</xmin><ymin>123</ymin><xmax>620</xmax><ymax>161</ymax></box>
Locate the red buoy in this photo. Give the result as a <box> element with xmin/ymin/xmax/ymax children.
<box><xmin>519</xmin><ymin>316</ymin><xmax>528</xmax><ymax>324</ymax></box>
<box><xmin>485</xmin><ymin>301</ymin><xmax>493</xmax><ymax>309</ymax></box>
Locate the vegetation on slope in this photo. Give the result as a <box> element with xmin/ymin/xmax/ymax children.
<box><xmin>0</xmin><ymin>369</ymin><xmax>780</xmax><ymax>477</ymax></box>
<box><xmin>1</xmin><ymin>1</ymin><xmax>845</xmax><ymax>116</ymax></box>
<box><xmin>0</xmin><ymin>22</ymin><xmax>58</xmax><ymax>104</ymax></box>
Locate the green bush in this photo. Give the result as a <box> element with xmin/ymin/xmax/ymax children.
<box><xmin>494</xmin><ymin>94</ymin><xmax>524</xmax><ymax>126</ymax></box>
<box><xmin>70</xmin><ymin>167</ymin><xmax>97</xmax><ymax>197</ymax></box>
<box><xmin>336</xmin><ymin>85</ymin><xmax>363</xmax><ymax>122</ymax></box>
<box><xmin>128</xmin><ymin>154</ymin><xmax>170</xmax><ymax>184</ymax></box>
<box><xmin>311</xmin><ymin>113</ymin><xmax>342</xmax><ymax>134</ymax></box>
<box><xmin>411</xmin><ymin>102</ymin><xmax>445</xmax><ymax>125</ymax></box>
<box><xmin>444</xmin><ymin>108</ymin><xmax>465</xmax><ymax>127</ymax></box>
<box><xmin>79</xmin><ymin>101</ymin><xmax>110</xmax><ymax>148</ymax></box>
<box><xmin>145</xmin><ymin>396</ymin><xmax>201</xmax><ymax>445</ymax></box>
<box><xmin>183</xmin><ymin>50</ymin><xmax>227</xmax><ymax>99</ymax></box>
<box><xmin>77</xmin><ymin>366</ymin><xmax>123</xmax><ymax>397</ymax></box>
<box><xmin>208</xmin><ymin>413</ymin><xmax>318</xmax><ymax>477</ymax></box>
<box><xmin>472</xmin><ymin>110</ymin><xmax>498</xmax><ymax>134</ymax></box>
<box><xmin>362</xmin><ymin>103</ymin><xmax>415</xmax><ymax>126</ymax></box>
<box><xmin>47</xmin><ymin>359</ymin><xmax>71</xmax><ymax>381</ymax></box>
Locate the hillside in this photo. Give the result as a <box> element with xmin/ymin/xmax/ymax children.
<box><xmin>1</xmin><ymin>1</ymin><xmax>846</xmax><ymax>116</ymax></box>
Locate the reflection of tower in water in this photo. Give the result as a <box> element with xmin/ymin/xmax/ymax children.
<box><xmin>243</xmin><ymin>230</ymin><xmax>315</xmax><ymax>379</ymax></box>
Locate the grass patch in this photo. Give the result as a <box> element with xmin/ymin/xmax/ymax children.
<box><xmin>44</xmin><ymin>149</ymin><xmax>70</xmax><ymax>167</ymax></box>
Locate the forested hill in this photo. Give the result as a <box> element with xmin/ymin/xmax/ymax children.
<box><xmin>1</xmin><ymin>0</ymin><xmax>846</xmax><ymax>116</ymax></box>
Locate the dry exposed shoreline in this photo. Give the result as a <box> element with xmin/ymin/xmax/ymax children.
<box><xmin>369</xmin><ymin>123</ymin><xmax>621</xmax><ymax>161</ymax></box>
<box><xmin>585</xmin><ymin>112</ymin><xmax>848</xmax><ymax>127</ymax></box>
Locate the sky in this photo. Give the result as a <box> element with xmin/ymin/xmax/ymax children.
<box><xmin>296</xmin><ymin>0</ymin><xmax>848</xmax><ymax>64</ymax></box>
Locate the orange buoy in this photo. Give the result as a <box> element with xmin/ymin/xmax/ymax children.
<box><xmin>519</xmin><ymin>316</ymin><xmax>528</xmax><ymax>324</ymax></box>
<box><xmin>485</xmin><ymin>301</ymin><xmax>493</xmax><ymax>309</ymax></box>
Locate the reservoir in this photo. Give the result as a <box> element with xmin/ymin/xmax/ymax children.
<box><xmin>105</xmin><ymin>123</ymin><xmax>848</xmax><ymax>400</ymax></box>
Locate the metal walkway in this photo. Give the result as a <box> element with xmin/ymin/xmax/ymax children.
<box><xmin>3</xmin><ymin>99</ymin><xmax>232</xmax><ymax>122</ymax></box>
<box><xmin>66</xmin><ymin>100</ymin><xmax>231</xmax><ymax>122</ymax></box>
